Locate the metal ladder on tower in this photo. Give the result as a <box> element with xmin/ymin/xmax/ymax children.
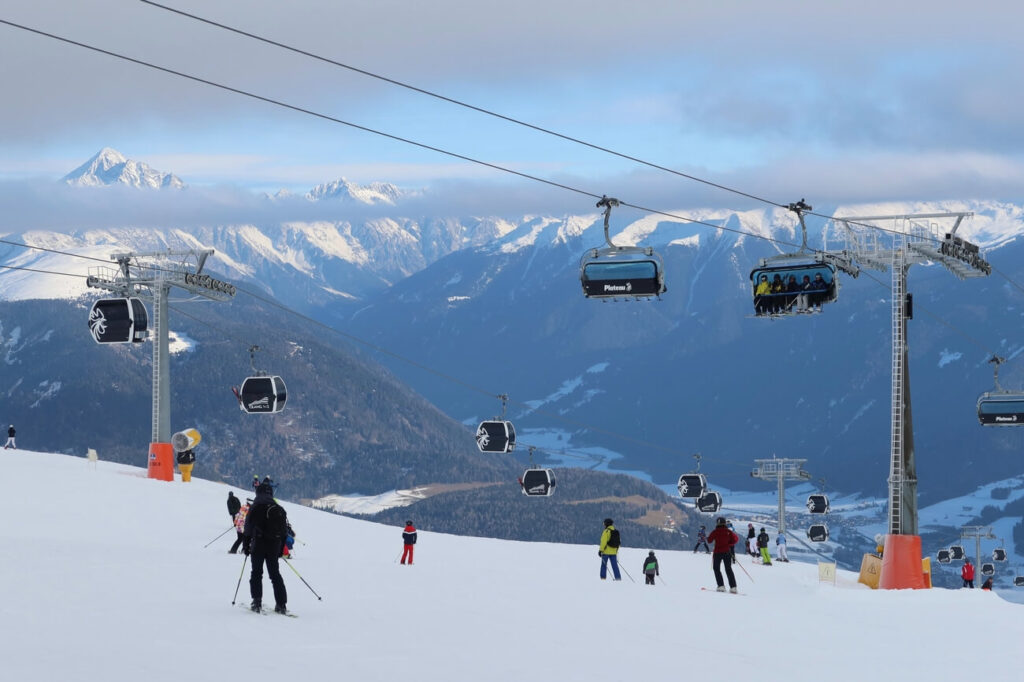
<box><xmin>888</xmin><ymin>230</ymin><xmax>906</xmax><ymax>535</ymax></box>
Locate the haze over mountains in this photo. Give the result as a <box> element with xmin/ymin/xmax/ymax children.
<box><xmin>3</xmin><ymin>149</ymin><xmax>1024</xmax><ymax>565</ymax></box>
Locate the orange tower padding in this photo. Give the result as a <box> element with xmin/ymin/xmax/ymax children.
<box><xmin>878</xmin><ymin>534</ymin><xmax>927</xmax><ymax>590</ymax></box>
<box><xmin>147</xmin><ymin>442</ymin><xmax>174</xmax><ymax>481</ymax></box>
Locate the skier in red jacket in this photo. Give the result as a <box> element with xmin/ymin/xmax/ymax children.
<box><xmin>707</xmin><ymin>517</ymin><xmax>740</xmax><ymax>593</ymax></box>
<box><xmin>961</xmin><ymin>558</ymin><xmax>975</xmax><ymax>588</ymax></box>
<box><xmin>401</xmin><ymin>520</ymin><xmax>417</xmax><ymax>565</ymax></box>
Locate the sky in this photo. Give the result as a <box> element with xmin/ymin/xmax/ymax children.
<box><xmin>5</xmin><ymin>446</ymin><xmax>1024</xmax><ymax>682</ymax></box>
<box><xmin>2</xmin><ymin>0</ymin><xmax>1024</xmax><ymax>228</ymax></box>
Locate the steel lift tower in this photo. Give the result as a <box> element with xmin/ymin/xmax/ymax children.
<box><xmin>833</xmin><ymin>213</ymin><xmax>990</xmax><ymax>536</ymax></box>
<box><xmin>751</xmin><ymin>457</ymin><xmax>812</xmax><ymax>534</ymax></box>
<box><xmin>86</xmin><ymin>249</ymin><xmax>235</xmax><ymax>478</ymax></box>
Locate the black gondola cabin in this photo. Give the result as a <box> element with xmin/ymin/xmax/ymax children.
<box><xmin>936</xmin><ymin>549</ymin><xmax>952</xmax><ymax>564</ymax></box>
<box><xmin>807</xmin><ymin>524</ymin><xmax>829</xmax><ymax>542</ymax></box>
<box><xmin>695</xmin><ymin>490</ymin><xmax>722</xmax><ymax>513</ymax></box>
<box><xmin>949</xmin><ymin>545</ymin><xmax>965</xmax><ymax>560</ymax></box>
<box><xmin>476</xmin><ymin>420</ymin><xmax>516</xmax><ymax>453</ymax></box>
<box><xmin>806</xmin><ymin>494</ymin><xmax>830</xmax><ymax>514</ymax></box>
<box><xmin>993</xmin><ymin>548</ymin><xmax>1007</xmax><ymax>562</ymax></box>
<box><xmin>88</xmin><ymin>298</ymin><xmax>149</xmax><ymax>344</ymax></box>
<box><xmin>239</xmin><ymin>375</ymin><xmax>287</xmax><ymax>414</ymax></box>
<box><xmin>981</xmin><ymin>562</ymin><xmax>995</xmax><ymax>577</ymax></box>
<box><xmin>677</xmin><ymin>473</ymin><xmax>707</xmax><ymax>499</ymax></box>
<box><xmin>520</xmin><ymin>468</ymin><xmax>556</xmax><ymax>497</ymax></box>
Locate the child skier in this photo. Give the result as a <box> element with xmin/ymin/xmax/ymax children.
<box><xmin>693</xmin><ymin>525</ymin><xmax>710</xmax><ymax>553</ymax></box>
<box><xmin>643</xmin><ymin>551</ymin><xmax>660</xmax><ymax>585</ymax></box>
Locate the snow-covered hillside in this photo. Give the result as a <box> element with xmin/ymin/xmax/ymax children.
<box><xmin>5</xmin><ymin>449</ymin><xmax>1021</xmax><ymax>682</ymax></box>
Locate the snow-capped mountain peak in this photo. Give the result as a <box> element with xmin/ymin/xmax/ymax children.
<box><xmin>306</xmin><ymin>177</ymin><xmax>406</xmax><ymax>205</ymax></box>
<box><xmin>62</xmin><ymin>147</ymin><xmax>185</xmax><ymax>190</ymax></box>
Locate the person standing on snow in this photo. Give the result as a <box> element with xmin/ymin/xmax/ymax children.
<box><xmin>775</xmin><ymin>531</ymin><xmax>789</xmax><ymax>562</ymax></box>
<box><xmin>961</xmin><ymin>558</ymin><xmax>975</xmax><ymax>588</ymax></box>
<box><xmin>598</xmin><ymin>518</ymin><xmax>622</xmax><ymax>580</ymax></box>
<box><xmin>643</xmin><ymin>551</ymin><xmax>660</xmax><ymax>585</ymax></box>
<box><xmin>227</xmin><ymin>492</ymin><xmax>241</xmax><ymax>521</ymax></box>
<box><xmin>229</xmin><ymin>498</ymin><xmax>251</xmax><ymax>554</ymax></box>
<box><xmin>4</xmin><ymin>425</ymin><xmax>15</xmax><ymax>449</ymax></box>
<box><xmin>708</xmin><ymin>517</ymin><xmax>739</xmax><ymax>593</ymax></box>
<box><xmin>757</xmin><ymin>528</ymin><xmax>773</xmax><ymax>565</ymax></box>
<box><xmin>243</xmin><ymin>479</ymin><xmax>288</xmax><ymax>614</ymax></box>
<box><xmin>401</xmin><ymin>520</ymin><xmax>417</xmax><ymax>565</ymax></box>
<box><xmin>693</xmin><ymin>525</ymin><xmax>710</xmax><ymax>554</ymax></box>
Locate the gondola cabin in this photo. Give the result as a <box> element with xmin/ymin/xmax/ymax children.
<box><xmin>476</xmin><ymin>420</ymin><xmax>516</xmax><ymax>453</ymax></box>
<box><xmin>88</xmin><ymin>298</ymin><xmax>149</xmax><ymax>343</ymax></box>
<box><xmin>936</xmin><ymin>549</ymin><xmax>952</xmax><ymax>564</ymax></box>
<box><xmin>750</xmin><ymin>262</ymin><xmax>837</xmax><ymax>317</ymax></box>
<box><xmin>993</xmin><ymin>548</ymin><xmax>1008</xmax><ymax>562</ymax></box>
<box><xmin>695</xmin><ymin>490</ymin><xmax>722</xmax><ymax>513</ymax></box>
<box><xmin>1015</xmin><ymin>576</ymin><xmax>1024</xmax><ymax>587</ymax></box>
<box><xmin>520</xmin><ymin>468</ymin><xmax>556</xmax><ymax>497</ymax></box>
<box><xmin>949</xmin><ymin>545</ymin><xmax>965</xmax><ymax>560</ymax></box>
<box><xmin>806</xmin><ymin>494</ymin><xmax>830</xmax><ymax>514</ymax></box>
<box><xmin>981</xmin><ymin>562</ymin><xmax>996</xmax><ymax>577</ymax></box>
<box><xmin>977</xmin><ymin>392</ymin><xmax>1024</xmax><ymax>426</ymax></box>
<box><xmin>239</xmin><ymin>375</ymin><xmax>287</xmax><ymax>414</ymax></box>
<box><xmin>807</xmin><ymin>524</ymin><xmax>829</xmax><ymax>542</ymax></box>
<box><xmin>677</xmin><ymin>473</ymin><xmax>707</xmax><ymax>498</ymax></box>
<box><xmin>580</xmin><ymin>247</ymin><xmax>666</xmax><ymax>299</ymax></box>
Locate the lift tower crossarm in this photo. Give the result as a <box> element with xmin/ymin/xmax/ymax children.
<box><xmin>751</xmin><ymin>457</ymin><xmax>811</xmax><ymax>534</ymax></box>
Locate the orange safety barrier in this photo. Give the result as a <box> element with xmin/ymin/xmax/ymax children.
<box><xmin>878</xmin><ymin>534</ymin><xmax>927</xmax><ymax>590</ymax></box>
<box><xmin>922</xmin><ymin>557</ymin><xmax>932</xmax><ymax>588</ymax></box>
<box><xmin>147</xmin><ymin>442</ymin><xmax>174</xmax><ymax>481</ymax></box>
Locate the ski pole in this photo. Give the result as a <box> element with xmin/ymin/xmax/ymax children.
<box><xmin>204</xmin><ymin>526</ymin><xmax>235</xmax><ymax>548</ymax></box>
<box><xmin>231</xmin><ymin>555</ymin><xmax>248</xmax><ymax>605</ymax></box>
<box><xmin>617</xmin><ymin>559</ymin><xmax>636</xmax><ymax>583</ymax></box>
<box><xmin>734</xmin><ymin>557</ymin><xmax>754</xmax><ymax>584</ymax></box>
<box><xmin>283</xmin><ymin>557</ymin><xmax>323</xmax><ymax>601</ymax></box>
<box><xmin>394</xmin><ymin>551</ymin><xmax>403</xmax><ymax>563</ymax></box>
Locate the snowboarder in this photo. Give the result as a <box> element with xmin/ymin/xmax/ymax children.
<box><xmin>708</xmin><ymin>517</ymin><xmax>739</xmax><ymax>593</ymax></box>
<box><xmin>757</xmin><ymin>528</ymin><xmax>773</xmax><ymax>565</ymax></box>
<box><xmin>229</xmin><ymin>498</ymin><xmax>251</xmax><ymax>554</ymax></box>
<box><xmin>643</xmin><ymin>551</ymin><xmax>659</xmax><ymax>585</ymax></box>
<box><xmin>961</xmin><ymin>558</ymin><xmax>975</xmax><ymax>588</ymax></box>
<box><xmin>4</xmin><ymin>425</ymin><xmax>15</xmax><ymax>449</ymax></box>
<box><xmin>401</xmin><ymin>520</ymin><xmax>417</xmax><ymax>565</ymax></box>
<box><xmin>598</xmin><ymin>518</ymin><xmax>621</xmax><ymax>580</ymax></box>
<box><xmin>693</xmin><ymin>525</ymin><xmax>710</xmax><ymax>554</ymax></box>
<box><xmin>775</xmin><ymin>531</ymin><xmax>789</xmax><ymax>562</ymax></box>
<box><xmin>176</xmin><ymin>448</ymin><xmax>195</xmax><ymax>482</ymax></box>
<box><xmin>243</xmin><ymin>478</ymin><xmax>288</xmax><ymax>614</ymax></box>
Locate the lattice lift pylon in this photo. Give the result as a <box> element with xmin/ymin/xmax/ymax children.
<box><xmin>87</xmin><ymin>249</ymin><xmax>235</xmax><ymax>477</ymax></box>
<box><xmin>751</xmin><ymin>457</ymin><xmax>811</xmax><ymax>534</ymax></box>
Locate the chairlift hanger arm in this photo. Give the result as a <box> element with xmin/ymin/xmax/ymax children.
<box><xmin>596</xmin><ymin>195</ymin><xmax>621</xmax><ymax>249</ymax></box>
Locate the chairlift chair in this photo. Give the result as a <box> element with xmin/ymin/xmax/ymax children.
<box><xmin>520</xmin><ymin>468</ymin><xmax>556</xmax><ymax>497</ymax></box>
<box><xmin>807</xmin><ymin>524</ymin><xmax>829</xmax><ymax>542</ymax></box>
<box><xmin>695</xmin><ymin>490</ymin><xmax>722</xmax><ymax>513</ymax></box>
<box><xmin>949</xmin><ymin>545</ymin><xmax>965</xmax><ymax>560</ymax></box>
<box><xmin>936</xmin><ymin>549</ymin><xmax>952</xmax><ymax>564</ymax></box>
<box><xmin>579</xmin><ymin>196</ymin><xmax>666</xmax><ymax>300</ymax></box>
<box><xmin>981</xmin><ymin>562</ymin><xmax>996</xmax><ymax>577</ymax></box>
<box><xmin>88</xmin><ymin>297</ymin><xmax>149</xmax><ymax>344</ymax></box>
<box><xmin>806</xmin><ymin>493</ymin><xmax>830</xmax><ymax>514</ymax></box>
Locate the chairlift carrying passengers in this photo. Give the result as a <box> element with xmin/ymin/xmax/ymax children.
<box><xmin>977</xmin><ymin>356</ymin><xmax>1024</xmax><ymax>426</ymax></box>
<box><xmin>88</xmin><ymin>297</ymin><xmax>149</xmax><ymax>344</ymax></box>
<box><xmin>580</xmin><ymin>196</ymin><xmax>666</xmax><ymax>300</ymax></box>
<box><xmin>233</xmin><ymin>346</ymin><xmax>287</xmax><ymax>414</ymax></box>
<box><xmin>807</xmin><ymin>524</ymin><xmax>829</xmax><ymax>542</ymax></box>
<box><xmin>749</xmin><ymin>199</ymin><xmax>840</xmax><ymax>317</ymax></box>
<box><xmin>476</xmin><ymin>394</ymin><xmax>516</xmax><ymax>454</ymax></box>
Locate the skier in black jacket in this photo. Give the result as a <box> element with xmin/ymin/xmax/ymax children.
<box><xmin>4</xmin><ymin>425</ymin><xmax>15</xmax><ymax>449</ymax></box>
<box><xmin>227</xmin><ymin>491</ymin><xmax>241</xmax><ymax>520</ymax></box>
<box><xmin>243</xmin><ymin>478</ymin><xmax>288</xmax><ymax>613</ymax></box>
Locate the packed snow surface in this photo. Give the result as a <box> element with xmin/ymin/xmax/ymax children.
<box><xmin>4</xmin><ymin>449</ymin><xmax>1021</xmax><ymax>681</ymax></box>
